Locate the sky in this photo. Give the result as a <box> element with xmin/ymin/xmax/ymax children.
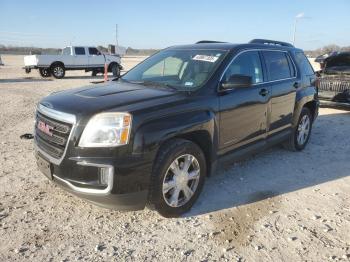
<box><xmin>0</xmin><ymin>0</ymin><xmax>349</xmax><ymax>50</ymax></box>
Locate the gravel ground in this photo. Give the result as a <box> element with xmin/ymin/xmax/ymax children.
<box><xmin>0</xmin><ymin>55</ymin><xmax>349</xmax><ymax>262</ymax></box>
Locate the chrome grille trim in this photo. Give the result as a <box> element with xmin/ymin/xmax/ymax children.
<box><xmin>318</xmin><ymin>76</ymin><xmax>350</xmax><ymax>93</ymax></box>
<box><xmin>35</xmin><ymin>104</ymin><xmax>76</xmax><ymax>165</ymax></box>
<box><xmin>37</xmin><ymin>104</ymin><xmax>76</xmax><ymax>124</ymax></box>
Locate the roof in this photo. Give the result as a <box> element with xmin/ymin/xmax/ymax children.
<box><xmin>169</xmin><ymin>39</ymin><xmax>300</xmax><ymax>52</ymax></box>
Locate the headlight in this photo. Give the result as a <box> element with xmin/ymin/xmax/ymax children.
<box><xmin>79</xmin><ymin>112</ymin><xmax>132</xmax><ymax>147</ymax></box>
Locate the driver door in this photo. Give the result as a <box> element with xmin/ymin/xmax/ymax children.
<box><xmin>218</xmin><ymin>50</ymin><xmax>270</xmax><ymax>154</ymax></box>
<box><xmin>88</xmin><ymin>47</ymin><xmax>105</xmax><ymax>68</ymax></box>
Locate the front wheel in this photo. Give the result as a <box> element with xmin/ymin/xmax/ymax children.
<box><xmin>284</xmin><ymin>107</ymin><xmax>313</xmax><ymax>151</ymax></box>
<box><xmin>148</xmin><ymin>139</ymin><xmax>206</xmax><ymax>217</ymax></box>
<box><xmin>110</xmin><ymin>63</ymin><xmax>120</xmax><ymax>77</ymax></box>
<box><xmin>51</xmin><ymin>64</ymin><xmax>65</xmax><ymax>79</ymax></box>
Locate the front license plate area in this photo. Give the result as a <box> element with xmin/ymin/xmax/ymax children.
<box><xmin>36</xmin><ymin>154</ymin><xmax>52</xmax><ymax>180</ymax></box>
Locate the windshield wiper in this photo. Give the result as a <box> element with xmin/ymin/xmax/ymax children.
<box><xmin>131</xmin><ymin>80</ymin><xmax>178</xmax><ymax>91</ymax></box>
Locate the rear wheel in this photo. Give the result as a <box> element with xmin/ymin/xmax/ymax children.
<box><xmin>91</xmin><ymin>70</ymin><xmax>98</xmax><ymax>76</ymax></box>
<box><xmin>110</xmin><ymin>63</ymin><xmax>120</xmax><ymax>77</ymax></box>
<box><xmin>51</xmin><ymin>64</ymin><xmax>65</xmax><ymax>79</ymax></box>
<box><xmin>284</xmin><ymin>107</ymin><xmax>313</xmax><ymax>151</ymax></box>
<box><xmin>39</xmin><ymin>68</ymin><xmax>51</xmax><ymax>77</ymax></box>
<box><xmin>148</xmin><ymin>139</ymin><xmax>206</xmax><ymax>217</ymax></box>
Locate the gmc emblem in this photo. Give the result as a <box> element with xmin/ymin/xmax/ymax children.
<box><xmin>37</xmin><ymin>120</ymin><xmax>53</xmax><ymax>136</ymax></box>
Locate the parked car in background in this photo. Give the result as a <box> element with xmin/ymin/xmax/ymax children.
<box><xmin>33</xmin><ymin>39</ymin><xmax>318</xmax><ymax>217</ymax></box>
<box><xmin>316</xmin><ymin>52</ymin><xmax>350</xmax><ymax>108</ymax></box>
<box><xmin>24</xmin><ymin>46</ymin><xmax>123</xmax><ymax>79</ymax></box>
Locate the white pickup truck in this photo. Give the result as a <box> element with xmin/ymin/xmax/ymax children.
<box><xmin>24</xmin><ymin>46</ymin><xmax>122</xmax><ymax>79</ymax></box>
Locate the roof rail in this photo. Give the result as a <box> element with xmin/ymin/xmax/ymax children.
<box><xmin>196</xmin><ymin>40</ymin><xmax>226</xmax><ymax>44</ymax></box>
<box><xmin>249</xmin><ymin>39</ymin><xmax>294</xmax><ymax>47</ymax></box>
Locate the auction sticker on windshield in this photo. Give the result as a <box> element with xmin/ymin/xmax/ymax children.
<box><xmin>192</xmin><ymin>54</ymin><xmax>219</xmax><ymax>63</ymax></box>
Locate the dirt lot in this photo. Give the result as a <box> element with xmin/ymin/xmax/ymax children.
<box><xmin>0</xmin><ymin>55</ymin><xmax>349</xmax><ymax>262</ymax></box>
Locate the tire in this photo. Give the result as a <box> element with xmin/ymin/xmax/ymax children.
<box><xmin>91</xmin><ymin>70</ymin><xmax>98</xmax><ymax>76</ymax></box>
<box><xmin>39</xmin><ymin>68</ymin><xmax>51</xmax><ymax>78</ymax></box>
<box><xmin>110</xmin><ymin>63</ymin><xmax>120</xmax><ymax>77</ymax></box>
<box><xmin>51</xmin><ymin>63</ymin><xmax>65</xmax><ymax>79</ymax></box>
<box><xmin>283</xmin><ymin>107</ymin><xmax>313</xmax><ymax>151</ymax></box>
<box><xmin>148</xmin><ymin>139</ymin><xmax>206</xmax><ymax>217</ymax></box>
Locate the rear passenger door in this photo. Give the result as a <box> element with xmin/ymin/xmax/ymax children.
<box><xmin>73</xmin><ymin>47</ymin><xmax>89</xmax><ymax>67</ymax></box>
<box><xmin>262</xmin><ymin>50</ymin><xmax>297</xmax><ymax>135</ymax></box>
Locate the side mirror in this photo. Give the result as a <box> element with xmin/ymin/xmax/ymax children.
<box><xmin>221</xmin><ymin>74</ymin><xmax>252</xmax><ymax>90</ymax></box>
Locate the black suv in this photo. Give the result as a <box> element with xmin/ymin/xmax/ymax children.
<box><xmin>34</xmin><ymin>39</ymin><xmax>319</xmax><ymax>217</ymax></box>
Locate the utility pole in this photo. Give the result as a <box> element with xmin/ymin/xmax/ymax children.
<box><xmin>292</xmin><ymin>13</ymin><xmax>309</xmax><ymax>46</ymax></box>
<box><xmin>292</xmin><ymin>18</ymin><xmax>297</xmax><ymax>46</ymax></box>
<box><xmin>115</xmin><ymin>24</ymin><xmax>119</xmax><ymax>51</ymax></box>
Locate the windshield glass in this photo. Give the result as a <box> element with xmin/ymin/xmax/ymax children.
<box><xmin>62</xmin><ymin>47</ymin><xmax>71</xmax><ymax>55</ymax></box>
<box><xmin>122</xmin><ymin>49</ymin><xmax>227</xmax><ymax>90</ymax></box>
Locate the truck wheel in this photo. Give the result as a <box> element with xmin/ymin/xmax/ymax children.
<box><xmin>39</xmin><ymin>68</ymin><xmax>51</xmax><ymax>78</ymax></box>
<box><xmin>51</xmin><ymin>64</ymin><xmax>65</xmax><ymax>79</ymax></box>
<box><xmin>283</xmin><ymin>107</ymin><xmax>313</xmax><ymax>151</ymax></box>
<box><xmin>148</xmin><ymin>139</ymin><xmax>206</xmax><ymax>217</ymax></box>
<box><xmin>110</xmin><ymin>63</ymin><xmax>120</xmax><ymax>77</ymax></box>
<box><xmin>91</xmin><ymin>70</ymin><xmax>98</xmax><ymax>76</ymax></box>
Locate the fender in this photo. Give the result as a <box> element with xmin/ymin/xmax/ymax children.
<box><xmin>292</xmin><ymin>86</ymin><xmax>318</xmax><ymax>126</ymax></box>
<box><xmin>132</xmin><ymin>109</ymin><xmax>218</xmax><ymax>163</ymax></box>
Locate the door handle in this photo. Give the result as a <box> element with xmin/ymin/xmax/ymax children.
<box><xmin>259</xmin><ymin>88</ymin><xmax>269</xmax><ymax>96</ymax></box>
<box><xmin>293</xmin><ymin>82</ymin><xmax>300</xmax><ymax>89</ymax></box>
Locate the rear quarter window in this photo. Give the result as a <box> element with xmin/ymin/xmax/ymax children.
<box><xmin>263</xmin><ymin>51</ymin><xmax>294</xmax><ymax>81</ymax></box>
<box><xmin>295</xmin><ymin>52</ymin><xmax>314</xmax><ymax>76</ymax></box>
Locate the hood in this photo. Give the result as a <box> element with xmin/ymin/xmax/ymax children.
<box><xmin>40</xmin><ymin>81</ymin><xmax>183</xmax><ymax>117</ymax></box>
<box><xmin>324</xmin><ymin>52</ymin><xmax>350</xmax><ymax>75</ymax></box>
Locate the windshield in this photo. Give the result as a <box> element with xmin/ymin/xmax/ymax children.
<box><xmin>62</xmin><ymin>47</ymin><xmax>71</xmax><ymax>55</ymax></box>
<box><xmin>121</xmin><ymin>49</ymin><xmax>227</xmax><ymax>91</ymax></box>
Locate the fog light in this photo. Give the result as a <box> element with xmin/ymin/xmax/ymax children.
<box><xmin>99</xmin><ymin>167</ymin><xmax>110</xmax><ymax>185</ymax></box>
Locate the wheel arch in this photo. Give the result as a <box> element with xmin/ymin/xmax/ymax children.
<box><xmin>133</xmin><ymin>110</ymin><xmax>218</xmax><ymax>177</ymax></box>
<box><xmin>293</xmin><ymin>87</ymin><xmax>319</xmax><ymax>126</ymax></box>
<box><xmin>107</xmin><ymin>62</ymin><xmax>121</xmax><ymax>72</ymax></box>
<box><xmin>161</xmin><ymin>131</ymin><xmax>213</xmax><ymax>177</ymax></box>
<box><xmin>50</xmin><ymin>61</ymin><xmax>65</xmax><ymax>69</ymax></box>
<box><xmin>303</xmin><ymin>100</ymin><xmax>318</xmax><ymax>121</ymax></box>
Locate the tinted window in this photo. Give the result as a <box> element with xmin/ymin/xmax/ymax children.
<box><xmin>223</xmin><ymin>51</ymin><xmax>263</xmax><ymax>84</ymax></box>
<box><xmin>295</xmin><ymin>52</ymin><xmax>314</xmax><ymax>75</ymax></box>
<box><xmin>75</xmin><ymin>47</ymin><xmax>85</xmax><ymax>55</ymax></box>
<box><xmin>264</xmin><ymin>51</ymin><xmax>292</xmax><ymax>81</ymax></box>
<box><xmin>88</xmin><ymin>47</ymin><xmax>100</xmax><ymax>55</ymax></box>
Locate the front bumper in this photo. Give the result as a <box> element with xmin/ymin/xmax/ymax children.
<box><xmin>319</xmin><ymin>99</ymin><xmax>350</xmax><ymax>110</ymax></box>
<box><xmin>53</xmin><ymin>172</ymin><xmax>148</xmax><ymax>211</ymax></box>
<box><xmin>318</xmin><ymin>90</ymin><xmax>350</xmax><ymax>110</ymax></box>
<box><xmin>33</xmin><ymin>104</ymin><xmax>156</xmax><ymax>211</ymax></box>
<box><xmin>35</xmin><ymin>147</ymin><xmax>152</xmax><ymax>211</ymax></box>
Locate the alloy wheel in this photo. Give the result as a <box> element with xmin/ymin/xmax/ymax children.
<box><xmin>297</xmin><ymin>114</ymin><xmax>311</xmax><ymax>146</ymax></box>
<box><xmin>162</xmin><ymin>154</ymin><xmax>200</xmax><ymax>208</ymax></box>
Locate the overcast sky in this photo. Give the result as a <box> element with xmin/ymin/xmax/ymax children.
<box><xmin>0</xmin><ymin>0</ymin><xmax>349</xmax><ymax>50</ymax></box>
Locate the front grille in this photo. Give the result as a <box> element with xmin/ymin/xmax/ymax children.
<box><xmin>318</xmin><ymin>76</ymin><xmax>350</xmax><ymax>93</ymax></box>
<box><xmin>35</xmin><ymin>111</ymin><xmax>73</xmax><ymax>159</ymax></box>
